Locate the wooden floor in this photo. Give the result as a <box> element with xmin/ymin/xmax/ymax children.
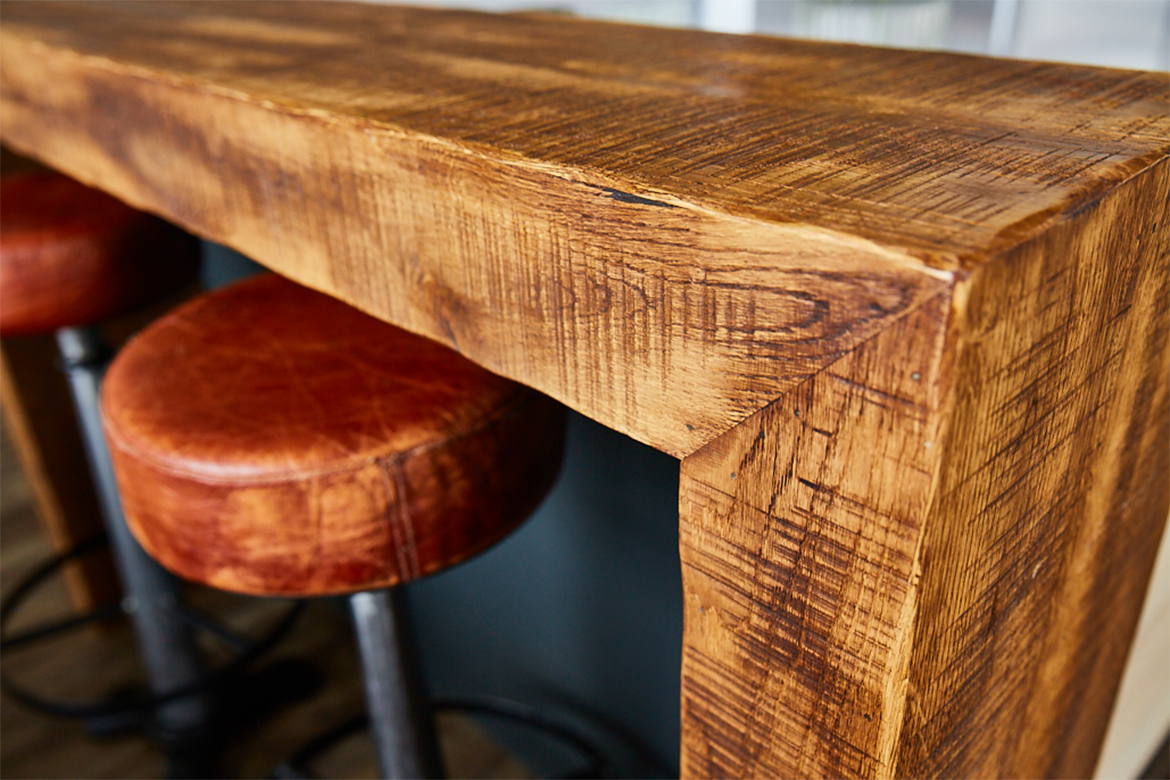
<box><xmin>0</xmin><ymin>429</ymin><xmax>529</xmax><ymax>780</ymax></box>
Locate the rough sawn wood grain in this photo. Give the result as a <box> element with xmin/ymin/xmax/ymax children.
<box><xmin>2</xmin><ymin>1</ymin><xmax>1165</xmax><ymax>458</ymax></box>
<box><xmin>680</xmin><ymin>160</ymin><xmax>1169</xmax><ymax>779</ymax></box>
<box><xmin>0</xmin><ymin>4</ymin><xmax>1166</xmax><ymax>778</ymax></box>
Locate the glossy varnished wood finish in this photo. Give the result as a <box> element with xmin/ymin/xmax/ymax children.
<box><xmin>0</xmin><ymin>4</ymin><xmax>1166</xmax><ymax>777</ymax></box>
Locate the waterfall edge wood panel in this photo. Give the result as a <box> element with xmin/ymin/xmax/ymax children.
<box><xmin>895</xmin><ymin>159</ymin><xmax>1169</xmax><ymax>780</ymax></box>
<box><xmin>0</xmin><ymin>3</ymin><xmax>1167</xmax><ymax>778</ymax></box>
<box><xmin>680</xmin><ymin>292</ymin><xmax>958</xmax><ymax>778</ymax></box>
<box><xmin>680</xmin><ymin>161</ymin><xmax>1169</xmax><ymax>779</ymax></box>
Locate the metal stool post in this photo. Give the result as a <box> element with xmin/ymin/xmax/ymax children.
<box><xmin>55</xmin><ymin>326</ymin><xmax>213</xmax><ymax>742</ymax></box>
<box><xmin>350</xmin><ymin>588</ymin><xmax>444</xmax><ymax>780</ymax></box>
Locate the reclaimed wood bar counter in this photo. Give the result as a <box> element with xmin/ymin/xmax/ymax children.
<box><xmin>2</xmin><ymin>3</ymin><xmax>1167</xmax><ymax>777</ymax></box>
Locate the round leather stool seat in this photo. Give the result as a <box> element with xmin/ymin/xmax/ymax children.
<box><xmin>101</xmin><ymin>274</ymin><xmax>565</xmax><ymax>597</ymax></box>
<box><xmin>0</xmin><ymin>171</ymin><xmax>200</xmax><ymax>336</ymax></box>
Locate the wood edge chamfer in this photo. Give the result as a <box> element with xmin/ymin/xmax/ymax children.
<box><xmin>971</xmin><ymin>147</ymin><xmax>1170</xmax><ymax>270</ymax></box>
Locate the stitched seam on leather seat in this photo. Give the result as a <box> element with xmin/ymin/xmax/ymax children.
<box><xmin>102</xmin><ymin>386</ymin><xmax>539</xmax><ymax>486</ymax></box>
<box><xmin>389</xmin><ymin>459</ymin><xmax>422</xmax><ymax>581</ymax></box>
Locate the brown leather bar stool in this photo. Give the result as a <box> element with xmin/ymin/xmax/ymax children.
<box><xmin>100</xmin><ymin>273</ymin><xmax>567</xmax><ymax>778</ymax></box>
<box><xmin>0</xmin><ymin>170</ymin><xmax>197</xmax><ymax>337</ymax></box>
<box><xmin>0</xmin><ymin>169</ymin><xmax>216</xmax><ymax>764</ymax></box>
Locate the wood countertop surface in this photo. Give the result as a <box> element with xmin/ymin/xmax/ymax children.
<box><xmin>2</xmin><ymin>5</ymin><xmax>1167</xmax><ymax>779</ymax></box>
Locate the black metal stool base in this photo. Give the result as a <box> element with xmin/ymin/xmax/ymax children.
<box><xmin>274</xmin><ymin>588</ymin><xmax>617</xmax><ymax>780</ymax></box>
<box><xmin>0</xmin><ymin>533</ymin><xmax>320</xmax><ymax>778</ymax></box>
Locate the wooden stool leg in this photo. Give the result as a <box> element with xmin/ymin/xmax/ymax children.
<box><xmin>56</xmin><ymin>326</ymin><xmax>213</xmax><ymax>741</ymax></box>
<box><xmin>350</xmin><ymin>589</ymin><xmax>444</xmax><ymax>780</ymax></box>
<box><xmin>0</xmin><ymin>332</ymin><xmax>119</xmax><ymax>612</ymax></box>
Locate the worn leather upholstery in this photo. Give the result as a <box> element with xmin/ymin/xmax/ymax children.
<box><xmin>0</xmin><ymin>171</ymin><xmax>199</xmax><ymax>336</ymax></box>
<box><xmin>101</xmin><ymin>274</ymin><xmax>566</xmax><ymax>596</ymax></box>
